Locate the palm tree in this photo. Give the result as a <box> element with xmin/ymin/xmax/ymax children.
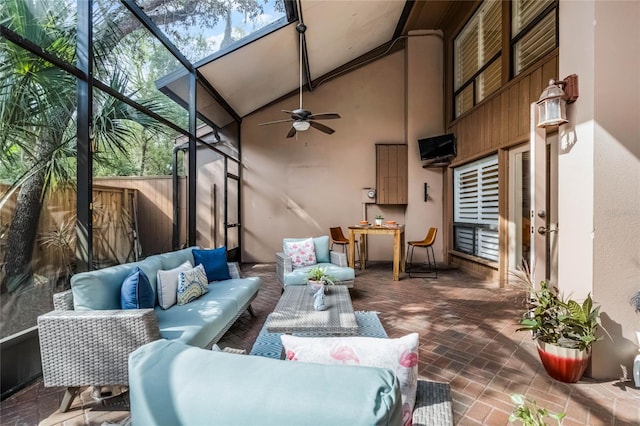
<box><xmin>0</xmin><ymin>0</ymin><xmax>168</xmax><ymax>293</ymax></box>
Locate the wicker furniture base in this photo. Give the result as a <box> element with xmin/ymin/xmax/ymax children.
<box><xmin>266</xmin><ymin>286</ymin><xmax>358</xmax><ymax>335</ymax></box>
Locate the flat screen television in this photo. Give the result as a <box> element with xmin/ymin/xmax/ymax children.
<box><xmin>418</xmin><ymin>133</ymin><xmax>456</xmax><ymax>162</ymax></box>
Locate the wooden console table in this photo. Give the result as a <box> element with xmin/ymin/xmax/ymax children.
<box><xmin>348</xmin><ymin>225</ymin><xmax>405</xmax><ymax>281</ymax></box>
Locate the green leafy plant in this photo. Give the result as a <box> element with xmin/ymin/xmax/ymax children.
<box><xmin>509</xmin><ymin>393</ymin><xmax>566</xmax><ymax>425</ymax></box>
<box><xmin>307</xmin><ymin>266</ymin><xmax>336</xmax><ymax>285</ymax></box>
<box><xmin>630</xmin><ymin>290</ymin><xmax>640</xmax><ymax>314</ymax></box>
<box><xmin>374</xmin><ymin>214</ymin><xmax>384</xmax><ymax>220</ymax></box>
<box><xmin>513</xmin><ymin>268</ymin><xmax>600</xmax><ymax>351</ymax></box>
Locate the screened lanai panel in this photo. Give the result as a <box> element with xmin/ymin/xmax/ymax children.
<box><xmin>0</xmin><ymin>40</ymin><xmax>77</xmax><ymax>338</ymax></box>
<box><xmin>1</xmin><ymin>0</ymin><xmax>77</xmax><ymax>61</ymax></box>
<box><xmin>93</xmin><ymin>1</ymin><xmax>189</xmax><ymax>130</ymax></box>
<box><xmin>135</xmin><ymin>0</ymin><xmax>288</xmax><ymax>64</ymax></box>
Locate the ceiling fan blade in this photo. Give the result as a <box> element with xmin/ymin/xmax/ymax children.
<box><xmin>309</xmin><ymin>121</ymin><xmax>335</xmax><ymax>135</ymax></box>
<box><xmin>258</xmin><ymin>118</ymin><xmax>294</xmax><ymax>126</ymax></box>
<box><xmin>307</xmin><ymin>113</ymin><xmax>341</xmax><ymax>120</ymax></box>
<box><xmin>286</xmin><ymin>126</ymin><xmax>297</xmax><ymax>138</ymax></box>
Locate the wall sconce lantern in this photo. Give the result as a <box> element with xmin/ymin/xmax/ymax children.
<box><xmin>536</xmin><ymin>74</ymin><xmax>579</xmax><ymax>128</ymax></box>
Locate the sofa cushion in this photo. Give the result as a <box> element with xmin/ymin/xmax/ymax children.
<box><xmin>284</xmin><ymin>237</ymin><xmax>317</xmax><ymax>268</ymax></box>
<box><xmin>281</xmin><ymin>333</ymin><xmax>419</xmax><ymax>421</ymax></box>
<box><xmin>282</xmin><ymin>262</ymin><xmax>355</xmax><ymax>286</ymax></box>
<box><xmin>71</xmin><ymin>255</ymin><xmax>164</xmax><ymax>311</ymax></box>
<box><xmin>121</xmin><ymin>267</ymin><xmax>155</xmax><ymax>309</ymax></box>
<box><xmin>203</xmin><ymin>277</ymin><xmax>260</xmax><ymax>312</ymax></box>
<box><xmin>154</xmin><ymin>291</ymin><xmax>237</xmax><ymax>347</ymax></box>
<box><xmin>157</xmin><ymin>260</ymin><xmax>192</xmax><ymax>309</ymax></box>
<box><xmin>177</xmin><ymin>264</ymin><xmax>209</xmax><ymax>305</ymax></box>
<box><xmin>283</xmin><ymin>236</ymin><xmax>330</xmax><ymax>263</ymax></box>
<box><xmin>129</xmin><ymin>339</ymin><xmax>402</xmax><ymax>426</ymax></box>
<box><xmin>158</xmin><ymin>246</ymin><xmax>198</xmax><ymax>270</ymax></box>
<box><xmin>193</xmin><ymin>247</ymin><xmax>232</xmax><ymax>282</ymax></box>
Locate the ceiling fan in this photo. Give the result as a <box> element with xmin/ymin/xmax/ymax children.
<box><xmin>258</xmin><ymin>23</ymin><xmax>341</xmax><ymax>138</ymax></box>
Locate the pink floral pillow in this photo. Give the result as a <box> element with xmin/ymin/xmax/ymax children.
<box><xmin>281</xmin><ymin>333</ymin><xmax>419</xmax><ymax>425</ymax></box>
<box><xmin>284</xmin><ymin>237</ymin><xmax>317</xmax><ymax>268</ymax></box>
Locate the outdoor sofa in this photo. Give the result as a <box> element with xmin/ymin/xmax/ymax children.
<box><xmin>129</xmin><ymin>339</ymin><xmax>454</xmax><ymax>425</ymax></box>
<box><xmin>276</xmin><ymin>235</ymin><xmax>355</xmax><ymax>288</ymax></box>
<box><xmin>37</xmin><ymin>246</ymin><xmax>260</xmax><ymax>412</ymax></box>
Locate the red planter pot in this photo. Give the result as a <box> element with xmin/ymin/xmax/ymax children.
<box><xmin>536</xmin><ymin>341</ymin><xmax>591</xmax><ymax>383</ymax></box>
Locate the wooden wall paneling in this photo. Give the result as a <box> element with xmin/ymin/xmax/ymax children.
<box><xmin>542</xmin><ymin>55</ymin><xmax>558</xmax><ymax>86</ymax></box>
<box><xmin>482</xmin><ymin>102</ymin><xmax>491</xmax><ymax>151</ymax></box>
<box><xmin>518</xmin><ymin>76</ymin><xmax>531</xmax><ymax>137</ymax></box>
<box><xmin>508</xmin><ymin>84</ymin><xmax>520</xmax><ymax>142</ymax></box>
<box><xmin>491</xmin><ymin>97</ymin><xmax>502</xmax><ymax>147</ymax></box>
<box><xmin>530</xmin><ymin>66</ymin><xmax>543</xmax><ymax>104</ymax></box>
<box><xmin>500</xmin><ymin>91</ymin><xmax>510</xmax><ymax>145</ymax></box>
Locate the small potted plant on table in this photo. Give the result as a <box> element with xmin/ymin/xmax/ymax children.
<box><xmin>515</xmin><ymin>273</ymin><xmax>600</xmax><ymax>383</ymax></box>
<box><xmin>374</xmin><ymin>215</ymin><xmax>384</xmax><ymax>226</ymax></box>
<box><xmin>307</xmin><ymin>266</ymin><xmax>336</xmax><ymax>294</ymax></box>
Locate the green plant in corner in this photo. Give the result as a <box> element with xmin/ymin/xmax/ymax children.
<box><xmin>513</xmin><ymin>267</ymin><xmax>600</xmax><ymax>351</ymax></box>
<box><xmin>374</xmin><ymin>215</ymin><xmax>384</xmax><ymax>220</ymax></box>
<box><xmin>307</xmin><ymin>266</ymin><xmax>336</xmax><ymax>285</ymax></box>
<box><xmin>509</xmin><ymin>393</ymin><xmax>566</xmax><ymax>425</ymax></box>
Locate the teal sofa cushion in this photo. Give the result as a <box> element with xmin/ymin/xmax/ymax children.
<box><xmin>154</xmin><ymin>278</ymin><xmax>259</xmax><ymax>347</ymax></box>
<box><xmin>283</xmin><ymin>236</ymin><xmax>330</xmax><ymax>263</ymax></box>
<box><xmin>129</xmin><ymin>340</ymin><xmax>402</xmax><ymax>426</ymax></box>
<box><xmin>158</xmin><ymin>246</ymin><xmax>198</xmax><ymax>270</ymax></box>
<box><xmin>71</xmin><ymin>255</ymin><xmax>163</xmax><ymax>311</ymax></box>
<box><xmin>283</xmin><ymin>262</ymin><xmax>355</xmax><ymax>286</ymax></box>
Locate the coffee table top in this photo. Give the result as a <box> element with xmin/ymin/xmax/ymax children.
<box><xmin>266</xmin><ymin>286</ymin><xmax>358</xmax><ymax>335</ymax></box>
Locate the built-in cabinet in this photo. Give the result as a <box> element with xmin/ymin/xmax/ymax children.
<box><xmin>375</xmin><ymin>144</ymin><xmax>408</xmax><ymax>204</ymax></box>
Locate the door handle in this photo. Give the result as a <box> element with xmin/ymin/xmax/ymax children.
<box><xmin>538</xmin><ymin>226</ymin><xmax>558</xmax><ymax>235</ymax></box>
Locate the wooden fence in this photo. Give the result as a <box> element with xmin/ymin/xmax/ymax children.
<box><xmin>0</xmin><ymin>176</ymin><xmax>185</xmax><ymax>279</ymax></box>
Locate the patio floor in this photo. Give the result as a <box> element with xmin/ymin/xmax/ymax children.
<box><xmin>1</xmin><ymin>262</ymin><xmax>639</xmax><ymax>425</ymax></box>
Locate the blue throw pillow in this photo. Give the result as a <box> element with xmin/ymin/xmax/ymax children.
<box><xmin>121</xmin><ymin>267</ymin><xmax>155</xmax><ymax>309</ymax></box>
<box><xmin>192</xmin><ymin>247</ymin><xmax>231</xmax><ymax>282</ymax></box>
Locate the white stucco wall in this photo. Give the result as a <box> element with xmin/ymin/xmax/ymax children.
<box><xmin>559</xmin><ymin>0</ymin><xmax>640</xmax><ymax>380</ymax></box>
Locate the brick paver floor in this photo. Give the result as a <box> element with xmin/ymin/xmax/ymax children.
<box><xmin>1</xmin><ymin>262</ymin><xmax>638</xmax><ymax>425</ymax></box>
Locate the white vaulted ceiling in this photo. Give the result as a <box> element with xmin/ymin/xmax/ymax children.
<box><xmin>158</xmin><ymin>0</ymin><xmax>450</xmax><ymax>128</ymax></box>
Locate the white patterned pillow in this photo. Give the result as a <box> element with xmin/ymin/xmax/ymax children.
<box><xmin>281</xmin><ymin>333</ymin><xmax>419</xmax><ymax>424</ymax></box>
<box><xmin>284</xmin><ymin>237</ymin><xmax>317</xmax><ymax>268</ymax></box>
<box><xmin>177</xmin><ymin>264</ymin><xmax>209</xmax><ymax>305</ymax></box>
<box><xmin>157</xmin><ymin>260</ymin><xmax>192</xmax><ymax>309</ymax></box>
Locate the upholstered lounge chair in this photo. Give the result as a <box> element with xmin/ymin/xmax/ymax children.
<box><xmin>275</xmin><ymin>236</ymin><xmax>355</xmax><ymax>288</ymax></box>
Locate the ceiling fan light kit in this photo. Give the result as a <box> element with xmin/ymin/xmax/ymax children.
<box><xmin>258</xmin><ymin>21</ymin><xmax>341</xmax><ymax>138</ymax></box>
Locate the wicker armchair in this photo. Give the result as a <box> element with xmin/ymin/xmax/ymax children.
<box><xmin>276</xmin><ymin>250</ymin><xmax>354</xmax><ymax>288</ymax></box>
<box><xmin>38</xmin><ymin>291</ymin><xmax>161</xmax><ymax>412</ymax></box>
<box><xmin>37</xmin><ymin>262</ymin><xmax>248</xmax><ymax>413</ymax></box>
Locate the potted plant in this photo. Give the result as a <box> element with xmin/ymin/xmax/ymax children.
<box><xmin>509</xmin><ymin>393</ymin><xmax>566</xmax><ymax>425</ymax></box>
<box><xmin>374</xmin><ymin>215</ymin><xmax>384</xmax><ymax>226</ymax></box>
<box><xmin>307</xmin><ymin>266</ymin><xmax>336</xmax><ymax>293</ymax></box>
<box><xmin>514</xmin><ymin>271</ymin><xmax>600</xmax><ymax>383</ymax></box>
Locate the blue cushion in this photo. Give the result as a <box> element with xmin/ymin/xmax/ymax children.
<box><xmin>192</xmin><ymin>247</ymin><xmax>231</xmax><ymax>282</ymax></box>
<box><xmin>121</xmin><ymin>267</ymin><xmax>155</xmax><ymax>309</ymax></box>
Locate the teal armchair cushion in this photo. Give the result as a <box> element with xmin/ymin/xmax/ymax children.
<box><xmin>129</xmin><ymin>339</ymin><xmax>402</xmax><ymax>425</ymax></box>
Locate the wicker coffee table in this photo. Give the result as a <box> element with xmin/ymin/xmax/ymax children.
<box><xmin>266</xmin><ymin>286</ymin><xmax>358</xmax><ymax>335</ymax></box>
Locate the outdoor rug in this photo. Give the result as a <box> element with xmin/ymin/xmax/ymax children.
<box><xmin>249</xmin><ymin>311</ymin><xmax>388</xmax><ymax>359</ymax></box>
